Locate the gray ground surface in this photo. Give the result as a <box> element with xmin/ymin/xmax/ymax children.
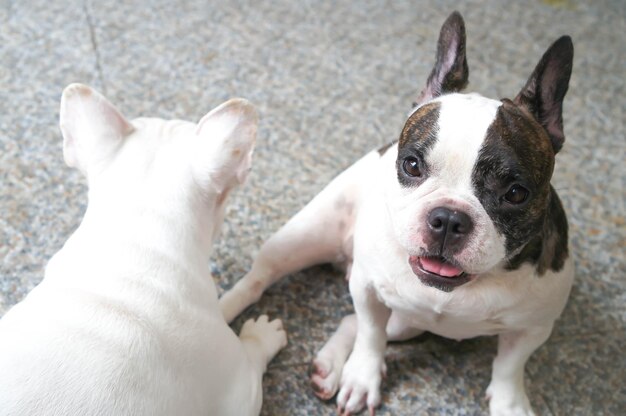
<box><xmin>1</xmin><ymin>1</ymin><xmax>624</xmax><ymax>414</ymax></box>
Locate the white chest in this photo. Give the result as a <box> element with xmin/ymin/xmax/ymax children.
<box><xmin>369</xmin><ymin>257</ymin><xmax>573</xmax><ymax>340</ymax></box>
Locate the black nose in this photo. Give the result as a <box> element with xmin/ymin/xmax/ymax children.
<box><xmin>427</xmin><ymin>207</ymin><xmax>474</xmax><ymax>253</ymax></box>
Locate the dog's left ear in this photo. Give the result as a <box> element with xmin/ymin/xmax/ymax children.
<box><xmin>60</xmin><ymin>83</ymin><xmax>134</xmax><ymax>175</ymax></box>
<box><xmin>514</xmin><ymin>36</ymin><xmax>574</xmax><ymax>154</ymax></box>
<box><xmin>193</xmin><ymin>98</ymin><xmax>258</xmax><ymax>194</ymax></box>
<box><xmin>415</xmin><ymin>11</ymin><xmax>469</xmax><ymax>106</ymax></box>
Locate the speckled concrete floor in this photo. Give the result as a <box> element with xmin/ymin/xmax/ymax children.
<box><xmin>1</xmin><ymin>0</ymin><xmax>624</xmax><ymax>415</ymax></box>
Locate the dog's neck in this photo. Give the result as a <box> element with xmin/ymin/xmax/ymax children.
<box><xmin>45</xmin><ymin>189</ymin><xmax>220</xmax><ymax>293</ymax></box>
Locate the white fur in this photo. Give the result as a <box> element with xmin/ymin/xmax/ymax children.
<box><xmin>220</xmin><ymin>92</ymin><xmax>574</xmax><ymax>415</ymax></box>
<box><xmin>0</xmin><ymin>84</ymin><xmax>287</xmax><ymax>416</ymax></box>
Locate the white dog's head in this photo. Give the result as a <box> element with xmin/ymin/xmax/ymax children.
<box><xmin>59</xmin><ymin>84</ymin><xmax>257</xmax><ymax>244</ymax></box>
<box><xmin>386</xmin><ymin>12</ymin><xmax>572</xmax><ymax>291</ymax></box>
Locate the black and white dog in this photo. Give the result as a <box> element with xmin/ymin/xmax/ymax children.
<box><xmin>221</xmin><ymin>11</ymin><xmax>574</xmax><ymax>416</ymax></box>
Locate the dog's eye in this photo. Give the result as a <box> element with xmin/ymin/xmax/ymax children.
<box><xmin>504</xmin><ymin>184</ymin><xmax>529</xmax><ymax>205</ymax></box>
<box><xmin>403</xmin><ymin>157</ymin><xmax>422</xmax><ymax>177</ymax></box>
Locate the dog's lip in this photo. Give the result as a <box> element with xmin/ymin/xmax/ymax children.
<box><xmin>408</xmin><ymin>255</ymin><xmax>473</xmax><ymax>289</ymax></box>
<box><xmin>418</xmin><ymin>256</ymin><xmax>464</xmax><ymax>277</ymax></box>
<box><xmin>409</xmin><ymin>255</ymin><xmax>465</xmax><ymax>277</ymax></box>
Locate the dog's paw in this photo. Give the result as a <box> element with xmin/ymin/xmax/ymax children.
<box><xmin>310</xmin><ymin>354</ymin><xmax>343</xmax><ymax>400</ymax></box>
<box><xmin>486</xmin><ymin>382</ymin><xmax>535</xmax><ymax>416</ymax></box>
<box><xmin>336</xmin><ymin>352</ymin><xmax>386</xmax><ymax>415</ymax></box>
<box><xmin>240</xmin><ymin>315</ymin><xmax>287</xmax><ymax>361</ymax></box>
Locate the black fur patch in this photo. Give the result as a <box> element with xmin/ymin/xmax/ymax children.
<box><xmin>506</xmin><ymin>187</ymin><xmax>569</xmax><ymax>274</ymax></box>
<box><xmin>472</xmin><ymin>101</ymin><xmax>568</xmax><ymax>274</ymax></box>
<box><xmin>396</xmin><ymin>103</ymin><xmax>441</xmax><ymax>187</ymax></box>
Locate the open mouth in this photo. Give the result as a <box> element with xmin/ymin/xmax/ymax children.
<box><xmin>408</xmin><ymin>255</ymin><xmax>472</xmax><ymax>291</ymax></box>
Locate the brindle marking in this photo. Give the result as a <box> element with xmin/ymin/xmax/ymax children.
<box><xmin>396</xmin><ymin>102</ymin><xmax>441</xmax><ymax>187</ymax></box>
<box><xmin>506</xmin><ymin>187</ymin><xmax>568</xmax><ymax>274</ymax></box>
<box><xmin>472</xmin><ymin>102</ymin><xmax>568</xmax><ymax>274</ymax></box>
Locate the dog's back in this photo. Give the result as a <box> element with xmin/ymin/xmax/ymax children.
<box><xmin>0</xmin><ymin>84</ymin><xmax>285</xmax><ymax>416</ymax></box>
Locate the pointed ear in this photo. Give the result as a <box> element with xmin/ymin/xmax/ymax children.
<box><xmin>415</xmin><ymin>11</ymin><xmax>469</xmax><ymax>106</ymax></box>
<box><xmin>514</xmin><ymin>36</ymin><xmax>573</xmax><ymax>154</ymax></box>
<box><xmin>59</xmin><ymin>83</ymin><xmax>134</xmax><ymax>174</ymax></box>
<box><xmin>192</xmin><ymin>98</ymin><xmax>258</xmax><ymax>194</ymax></box>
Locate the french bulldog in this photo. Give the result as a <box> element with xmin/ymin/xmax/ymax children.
<box><xmin>0</xmin><ymin>84</ymin><xmax>287</xmax><ymax>416</ymax></box>
<box><xmin>220</xmin><ymin>11</ymin><xmax>574</xmax><ymax>416</ymax></box>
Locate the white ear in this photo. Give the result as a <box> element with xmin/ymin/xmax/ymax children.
<box><xmin>193</xmin><ymin>98</ymin><xmax>258</xmax><ymax>193</ymax></box>
<box><xmin>59</xmin><ymin>83</ymin><xmax>134</xmax><ymax>174</ymax></box>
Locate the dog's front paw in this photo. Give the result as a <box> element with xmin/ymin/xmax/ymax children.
<box><xmin>310</xmin><ymin>353</ymin><xmax>343</xmax><ymax>400</ymax></box>
<box><xmin>336</xmin><ymin>352</ymin><xmax>386</xmax><ymax>415</ymax></box>
<box><xmin>240</xmin><ymin>315</ymin><xmax>287</xmax><ymax>362</ymax></box>
<box><xmin>486</xmin><ymin>382</ymin><xmax>535</xmax><ymax>416</ymax></box>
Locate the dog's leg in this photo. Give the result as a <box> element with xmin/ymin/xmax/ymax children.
<box><xmin>335</xmin><ymin>271</ymin><xmax>390</xmax><ymax>415</ymax></box>
<box><xmin>310</xmin><ymin>314</ymin><xmax>357</xmax><ymax>401</ymax></box>
<box><xmin>310</xmin><ymin>312</ymin><xmax>422</xmax><ymax>401</ymax></box>
<box><xmin>486</xmin><ymin>326</ymin><xmax>553</xmax><ymax>416</ymax></box>
<box><xmin>220</xmin><ymin>153</ymin><xmax>380</xmax><ymax>323</ymax></box>
<box><xmin>219</xmin><ymin>191</ymin><xmax>352</xmax><ymax>323</ymax></box>
<box><xmin>237</xmin><ymin>315</ymin><xmax>288</xmax><ymax>412</ymax></box>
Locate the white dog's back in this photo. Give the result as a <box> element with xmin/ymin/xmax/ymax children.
<box><xmin>0</xmin><ymin>272</ymin><xmax>260</xmax><ymax>415</ymax></box>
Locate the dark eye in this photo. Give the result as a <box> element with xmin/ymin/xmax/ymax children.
<box><xmin>402</xmin><ymin>157</ymin><xmax>422</xmax><ymax>177</ymax></box>
<box><xmin>504</xmin><ymin>184</ymin><xmax>529</xmax><ymax>205</ymax></box>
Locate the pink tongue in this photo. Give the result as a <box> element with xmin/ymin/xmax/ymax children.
<box><xmin>420</xmin><ymin>257</ymin><xmax>463</xmax><ymax>278</ymax></box>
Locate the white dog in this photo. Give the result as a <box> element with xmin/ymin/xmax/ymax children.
<box><xmin>220</xmin><ymin>12</ymin><xmax>574</xmax><ymax>416</ymax></box>
<box><xmin>0</xmin><ymin>84</ymin><xmax>286</xmax><ymax>416</ymax></box>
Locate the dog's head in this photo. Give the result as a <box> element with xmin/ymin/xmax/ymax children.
<box><xmin>388</xmin><ymin>12</ymin><xmax>572</xmax><ymax>291</ymax></box>
<box><xmin>59</xmin><ymin>84</ymin><xmax>257</xmax><ymax>242</ymax></box>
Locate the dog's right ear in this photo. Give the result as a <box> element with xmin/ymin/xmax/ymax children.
<box><xmin>60</xmin><ymin>83</ymin><xmax>134</xmax><ymax>175</ymax></box>
<box><xmin>192</xmin><ymin>98</ymin><xmax>258</xmax><ymax>195</ymax></box>
<box><xmin>414</xmin><ymin>11</ymin><xmax>469</xmax><ymax>107</ymax></box>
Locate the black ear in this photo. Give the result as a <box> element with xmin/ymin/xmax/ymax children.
<box><xmin>415</xmin><ymin>11</ymin><xmax>469</xmax><ymax>106</ymax></box>
<box><xmin>514</xmin><ymin>36</ymin><xmax>574</xmax><ymax>154</ymax></box>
